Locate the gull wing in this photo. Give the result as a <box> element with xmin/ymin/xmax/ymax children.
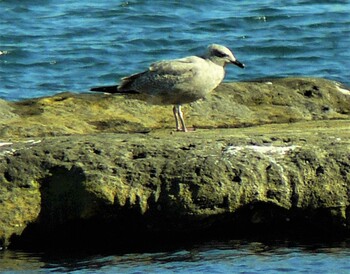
<box><xmin>118</xmin><ymin>56</ymin><xmax>204</xmax><ymax>92</ymax></box>
<box><xmin>149</xmin><ymin>56</ymin><xmax>202</xmax><ymax>76</ymax></box>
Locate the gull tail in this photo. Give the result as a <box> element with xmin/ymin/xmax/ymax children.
<box><xmin>90</xmin><ymin>85</ymin><xmax>119</xmax><ymax>93</ymax></box>
<box><xmin>91</xmin><ymin>71</ymin><xmax>146</xmax><ymax>94</ymax></box>
<box><xmin>90</xmin><ymin>85</ymin><xmax>139</xmax><ymax>94</ymax></box>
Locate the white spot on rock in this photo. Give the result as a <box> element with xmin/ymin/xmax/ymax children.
<box><xmin>335</xmin><ymin>83</ymin><xmax>350</xmax><ymax>95</ymax></box>
<box><xmin>224</xmin><ymin>145</ymin><xmax>298</xmax><ymax>156</ymax></box>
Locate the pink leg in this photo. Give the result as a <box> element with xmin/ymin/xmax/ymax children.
<box><xmin>173</xmin><ymin>105</ymin><xmax>187</xmax><ymax>132</ymax></box>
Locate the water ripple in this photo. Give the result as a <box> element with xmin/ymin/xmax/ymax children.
<box><xmin>3</xmin><ymin>240</ymin><xmax>350</xmax><ymax>273</ymax></box>
<box><xmin>0</xmin><ymin>0</ymin><xmax>349</xmax><ymax>100</ymax></box>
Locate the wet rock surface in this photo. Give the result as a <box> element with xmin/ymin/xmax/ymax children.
<box><xmin>1</xmin><ymin>77</ymin><xmax>350</xmax><ymax>250</ymax></box>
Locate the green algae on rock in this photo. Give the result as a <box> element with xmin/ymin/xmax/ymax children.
<box><xmin>1</xmin><ymin>78</ymin><xmax>350</xmax><ymax>250</ymax></box>
<box><xmin>0</xmin><ymin>77</ymin><xmax>349</xmax><ymax>138</ymax></box>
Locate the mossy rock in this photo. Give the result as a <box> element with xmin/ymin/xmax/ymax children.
<box><xmin>1</xmin><ymin>77</ymin><xmax>350</xmax><ymax>250</ymax></box>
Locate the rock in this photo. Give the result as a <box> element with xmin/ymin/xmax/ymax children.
<box><xmin>0</xmin><ymin>77</ymin><xmax>349</xmax><ymax>138</ymax></box>
<box><xmin>1</xmin><ymin>77</ymin><xmax>350</xmax><ymax>250</ymax></box>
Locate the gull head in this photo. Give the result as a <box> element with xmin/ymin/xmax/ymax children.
<box><xmin>207</xmin><ymin>44</ymin><xmax>245</xmax><ymax>68</ymax></box>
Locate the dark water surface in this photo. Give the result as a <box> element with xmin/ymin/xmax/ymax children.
<box><xmin>1</xmin><ymin>0</ymin><xmax>349</xmax><ymax>101</ymax></box>
<box><xmin>1</xmin><ymin>240</ymin><xmax>350</xmax><ymax>273</ymax></box>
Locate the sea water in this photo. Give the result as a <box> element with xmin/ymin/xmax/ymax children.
<box><xmin>0</xmin><ymin>0</ymin><xmax>349</xmax><ymax>101</ymax></box>
<box><xmin>2</xmin><ymin>240</ymin><xmax>350</xmax><ymax>273</ymax></box>
<box><xmin>1</xmin><ymin>0</ymin><xmax>350</xmax><ymax>272</ymax></box>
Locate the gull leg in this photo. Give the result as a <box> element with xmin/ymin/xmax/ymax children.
<box><xmin>173</xmin><ymin>105</ymin><xmax>181</xmax><ymax>131</ymax></box>
<box><xmin>173</xmin><ymin>105</ymin><xmax>187</xmax><ymax>132</ymax></box>
<box><xmin>177</xmin><ymin>105</ymin><xmax>187</xmax><ymax>132</ymax></box>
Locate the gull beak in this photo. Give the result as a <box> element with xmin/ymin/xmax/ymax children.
<box><xmin>231</xmin><ymin>59</ymin><xmax>245</xmax><ymax>68</ymax></box>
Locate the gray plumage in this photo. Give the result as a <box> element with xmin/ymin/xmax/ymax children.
<box><xmin>91</xmin><ymin>44</ymin><xmax>244</xmax><ymax>132</ymax></box>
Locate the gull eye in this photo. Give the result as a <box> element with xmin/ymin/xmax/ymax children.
<box><xmin>213</xmin><ymin>49</ymin><xmax>229</xmax><ymax>58</ymax></box>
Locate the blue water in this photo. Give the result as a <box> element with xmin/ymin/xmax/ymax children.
<box><xmin>0</xmin><ymin>0</ymin><xmax>349</xmax><ymax>101</ymax></box>
<box><xmin>1</xmin><ymin>240</ymin><xmax>350</xmax><ymax>273</ymax></box>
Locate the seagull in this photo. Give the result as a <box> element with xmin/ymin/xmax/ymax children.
<box><xmin>91</xmin><ymin>44</ymin><xmax>245</xmax><ymax>132</ymax></box>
